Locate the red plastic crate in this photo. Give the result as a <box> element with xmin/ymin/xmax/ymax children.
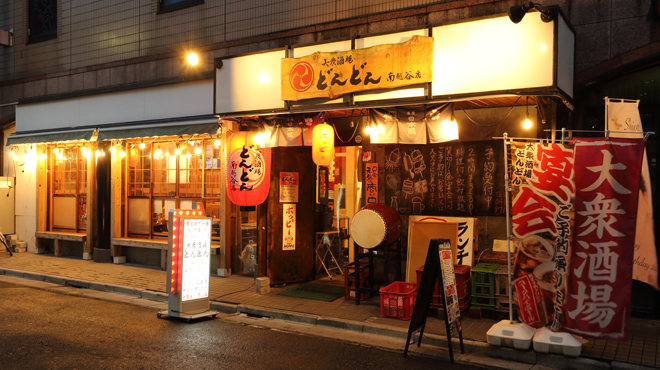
<box><xmin>416</xmin><ymin>264</ymin><xmax>471</xmax><ymax>309</ymax></box>
<box><xmin>344</xmin><ymin>261</ymin><xmax>370</xmax><ymax>300</ymax></box>
<box><xmin>379</xmin><ymin>282</ymin><xmax>417</xmax><ymax>320</ymax></box>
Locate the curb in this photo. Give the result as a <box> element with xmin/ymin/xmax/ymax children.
<box><xmin>1</xmin><ymin>267</ymin><xmax>651</xmax><ymax>370</ymax></box>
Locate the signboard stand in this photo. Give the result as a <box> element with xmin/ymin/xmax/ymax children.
<box><xmin>158</xmin><ymin>209</ymin><xmax>218</xmax><ymax>322</ymax></box>
<box><xmin>404</xmin><ymin>239</ymin><xmax>463</xmax><ymax>362</ymax></box>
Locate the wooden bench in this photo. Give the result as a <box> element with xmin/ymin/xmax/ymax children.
<box><xmin>112</xmin><ymin>238</ymin><xmax>169</xmax><ymax>270</ymax></box>
<box><xmin>111</xmin><ymin>238</ymin><xmax>221</xmax><ymax>270</ymax></box>
<box><xmin>36</xmin><ymin>232</ymin><xmax>87</xmax><ymax>257</ymax></box>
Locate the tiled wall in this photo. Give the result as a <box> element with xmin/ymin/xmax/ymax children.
<box><xmin>0</xmin><ymin>0</ymin><xmax>441</xmax><ymax>82</ymax></box>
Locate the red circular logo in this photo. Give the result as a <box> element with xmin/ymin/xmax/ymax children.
<box><xmin>289</xmin><ymin>61</ymin><xmax>314</xmax><ymax>92</ymax></box>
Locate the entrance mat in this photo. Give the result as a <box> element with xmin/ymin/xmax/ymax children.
<box><xmin>277</xmin><ymin>282</ymin><xmax>345</xmax><ymax>302</ymax></box>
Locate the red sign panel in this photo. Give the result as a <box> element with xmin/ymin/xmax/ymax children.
<box><xmin>562</xmin><ymin>138</ymin><xmax>644</xmax><ymax>340</ymax></box>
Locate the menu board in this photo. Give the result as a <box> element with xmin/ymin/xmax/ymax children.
<box><xmin>378</xmin><ymin>140</ymin><xmax>505</xmax><ymax>217</ymax></box>
<box><xmin>181</xmin><ymin>218</ymin><xmax>211</xmax><ymax>302</ymax></box>
<box><xmin>439</xmin><ymin>241</ymin><xmax>462</xmax><ymax>337</ymax></box>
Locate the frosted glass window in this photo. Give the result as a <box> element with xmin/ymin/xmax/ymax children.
<box><xmin>128</xmin><ymin>198</ymin><xmax>150</xmax><ymax>233</ymax></box>
<box><xmin>53</xmin><ymin>197</ymin><xmax>76</xmax><ymax>228</ymax></box>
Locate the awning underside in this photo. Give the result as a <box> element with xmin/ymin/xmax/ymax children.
<box><xmin>97</xmin><ymin>122</ymin><xmax>220</xmax><ymax>141</ymax></box>
<box><xmin>6</xmin><ymin>129</ymin><xmax>95</xmax><ymax>145</ymax></box>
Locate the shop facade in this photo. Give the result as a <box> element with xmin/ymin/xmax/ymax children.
<box><xmin>1</xmin><ymin>1</ymin><xmax>657</xmax><ymax>315</ymax></box>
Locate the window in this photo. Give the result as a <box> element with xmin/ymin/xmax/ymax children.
<box><xmin>126</xmin><ymin>138</ymin><xmax>223</xmax><ymax>240</ymax></box>
<box><xmin>27</xmin><ymin>0</ymin><xmax>57</xmax><ymax>44</ymax></box>
<box><xmin>159</xmin><ymin>0</ymin><xmax>204</xmax><ymax>14</ymax></box>
<box><xmin>50</xmin><ymin>146</ymin><xmax>87</xmax><ymax>232</ymax></box>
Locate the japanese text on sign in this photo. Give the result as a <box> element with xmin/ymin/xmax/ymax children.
<box><xmin>181</xmin><ymin>219</ymin><xmax>211</xmax><ymax>302</ymax></box>
<box><xmin>365</xmin><ymin>163</ymin><xmax>378</xmax><ymax>204</ymax></box>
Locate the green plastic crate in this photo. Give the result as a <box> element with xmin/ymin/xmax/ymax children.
<box><xmin>471</xmin><ymin>263</ymin><xmax>501</xmax><ymax>310</ymax></box>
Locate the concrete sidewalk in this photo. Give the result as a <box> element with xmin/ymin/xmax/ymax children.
<box><xmin>0</xmin><ymin>252</ymin><xmax>657</xmax><ymax>370</ymax></box>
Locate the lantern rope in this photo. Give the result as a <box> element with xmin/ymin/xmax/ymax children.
<box><xmin>456</xmin><ymin>96</ymin><xmax>522</xmax><ymax>128</ymax></box>
<box><xmin>327</xmin><ymin>109</ymin><xmax>363</xmax><ymax>144</ymax></box>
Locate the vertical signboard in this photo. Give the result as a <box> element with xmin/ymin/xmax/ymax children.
<box><xmin>563</xmin><ymin>138</ymin><xmax>644</xmax><ymax>340</ymax></box>
<box><xmin>279</xmin><ymin>172</ymin><xmax>299</xmax><ymax>203</ymax></box>
<box><xmin>365</xmin><ymin>163</ymin><xmax>378</xmax><ymax>204</ymax></box>
<box><xmin>158</xmin><ymin>209</ymin><xmax>218</xmax><ymax>321</ymax></box>
<box><xmin>283</xmin><ymin>204</ymin><xmax>296</xmax><ymax>250</ymax></box>
<box><xmin>439</xmin><ymin>241</ymin><xmax>462</xmax><ymax>337</ymax></box>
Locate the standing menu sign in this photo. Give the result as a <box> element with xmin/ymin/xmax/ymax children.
<box><xmin>158</xmin><ymin>208</ymin><xmax>218</xmax><ymax>322</ymax></box>
<box><xmin>404</xmin><ymin>239</ymin><xmax>464</xmax><ymax>362</ymax></box>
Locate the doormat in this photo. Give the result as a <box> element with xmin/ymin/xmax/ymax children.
<box><xmin>277</xmin><ymin>282</ymin><xmax>345</xmax><ymax>302</ymax></box>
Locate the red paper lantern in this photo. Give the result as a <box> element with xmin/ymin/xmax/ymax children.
<box><xmin>226</xmin><ymin>131</ymin><xmax>271</xmax><ymax>206</ymax></box>
<box><xmin>312</xmin><ymin>123</ymin><xmax>335</xmax><ymax>166</ymax></box>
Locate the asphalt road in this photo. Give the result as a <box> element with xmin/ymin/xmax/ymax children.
<box><xmin>0</xmin><ymin>281</ymin><xmax>480</xmax><ymax>370</ymax></box>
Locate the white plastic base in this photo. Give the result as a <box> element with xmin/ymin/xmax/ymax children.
<box><xmin>533</xmin><ymin>327</ymin><xmax>582</xmax><ymax>357</ymax></box>
<box><xmin>486</xmin><ymin>319</ymin><xmax>536</xmax><ymax>350</ymax></box>
<box><xmin>113</xmin><ymin>256</ymin><xmax>126</xmax><ymax>264</ymax></box>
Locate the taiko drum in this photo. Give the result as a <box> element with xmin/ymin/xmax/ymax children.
<box><xmin>350</xmin><ymin>203</ymin><xmax>401</xmax><ymax>249</ymax></box>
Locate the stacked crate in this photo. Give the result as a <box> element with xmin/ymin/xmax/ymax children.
<box><xmin>415</xmin><ymin>264</ymin><xmax>471</xmax><ymax>312</ymax></box>
<box><xmin>471</xmin><ymin>263</ymin><xmax>501</xmax><ymax>310</ymax></box>
<box><xmin>344</xmin><ymin>261</ymin><xmax>370</xmax><ymax>300</ymax></box>
<box><xmin>494</xmin><ymin>265</ymin><xmax>515</xmax><ymax>313</ymax></box>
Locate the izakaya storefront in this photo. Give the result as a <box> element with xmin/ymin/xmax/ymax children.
<box><xmin>219</xmin><ymin>9</ymin><xmax>656</xmax><ymax>341</ymax></box>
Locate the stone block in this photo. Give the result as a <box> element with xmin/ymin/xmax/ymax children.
<box><xmin>6</xmin><ymin>234</ymin><xmax>18</xmax><ymax>241</ymax></box>
<box><xmin>14</xmin><ymin>246</ymin><xmax>27</xmax><ymax>253</ymax></box>
<box><xmin>114</xmin><ymin>256</ymin><xmax>126</xmax><ymax>264</ymax></box>
<box><xmin>217</xmin><ymin>268</ymin><xmax>231</xmax><ymax>277</ymax></box>
<box><xmin>256</xmin><ymin>277</ymin><xmax>270</xmax><ymax>294</ymax></box>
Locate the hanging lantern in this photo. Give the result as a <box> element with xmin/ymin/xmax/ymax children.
<box><xmin>312</xmin><ymin>123</ymin><xmax>335</xmax><ymax>166</ymax></box>
<box><xmin>226</xmin><ymin>131</ymin><xmax>271</xmax><ymax>206</ymax></box>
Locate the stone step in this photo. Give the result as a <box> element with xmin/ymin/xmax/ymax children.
<box><xmin>6</xmin><ymin>234</ymin><xmax>19</xmax><ymax>242</ymax></box>
<box><xmin>14</xmin><ymin>246</ymin><xmax>27</xmax><ymax>253</ymax></box>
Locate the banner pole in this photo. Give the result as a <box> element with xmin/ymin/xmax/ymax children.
<box><xmin>502</xmin><ymin>133</ymin><xmax>513</xmax><ymax>324</ymax></box>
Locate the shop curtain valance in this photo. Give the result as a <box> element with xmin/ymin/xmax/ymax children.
<box><xmin>5</xmin><ymin>128</ymin><xmax>96</xmax><ymax>145</ymax></box>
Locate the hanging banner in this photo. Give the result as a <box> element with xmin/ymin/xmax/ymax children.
<box><xmin>606</xmin><ymin>99</ymin><xmax>658</xmax><ymax>289</ymax></box>
<box><xmin>283</xmin><ymin>204</ymin><xmax>296</xmax><ymax>251</ymax></box>
<box><xmin>563</xmin><ymin>138</ymin><xmax>644</xmax><ymax>340</ymax></box>
<box><xmin>279</xmin><ymin>172</ymin><xmax>299</xmax><ymax>203</ymax></box>
<box><xmin>282</xmin><ymin>35</ymin><xmax>433</xmax><ymax>101</ymax></box>
<box><xmin>365</xmin><ymin>163</ymin><xmax>378</xmax><ymax>204</ymax></box>
<box><xmin>510</xmin><ymin>142</ymin><xmax>575</xmax><ymax>330</ymax></box>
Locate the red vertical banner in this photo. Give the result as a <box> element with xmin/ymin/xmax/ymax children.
<box><xmin>510</xmin><ymin>142</ymin><xmax>575</xmax><ymax>330</ymax></box>
<box><xmin>563</xmin><ymin>138</ymin><xmax>644</xmax><ymax>340</ymax></box>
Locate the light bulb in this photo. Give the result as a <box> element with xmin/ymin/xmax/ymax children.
<box><xmin>523</xmin><ymin>118</ymin><xmax>533</xmax><ymax>129</ymax></box>
<box><xmin>81</xmin><ymin>146</ymin><xmax>87</xmax><ymax>153</ymax></box>
<box><xmin>95</xmin><ymin>150</ymin><xmax>101</xmax><ymax>157</ymax></box>
<box><xmin>364</xmin><ymin>126</ymin><xmax>371</xmax><ymax>135</ymax></box>
<box><xmin>175</xmin><ymin>148</ymin><xmax>181</xmax><ymax>155</ymax></box>
<box><xmin>8</xmin><ymin>150</ymin><xmax>15</xmax><ymax>157</ymax></box>
<box><xmin>12</xmin><ymin>155</ymin><xmax>18</xmax><ymax>161</ymax></box>
<box><xmin>214</xmin><ymin>139</ymin><xmax>221</xmax><ymax>147</ymax></box>
<box><xmin>155</xmin><ymin>149</ymin><xmax>162</xmax><ymax>156</ymax></box>
<box><xmin>110</xmin><ymin>146</ymin><xmax>116</xmax><ymax>154</ymax></box>
<box><xmin>119</xmin><ymin>150</ymin><xmax>126</xmax><ymax>158</ymax></box>
<box><xmin>194</xmin><ymin>147</ymin><xmax>201</xmax><ymax>155</ymax></box>
<box><xmin>187</xmin><ymin>53</ymin><xmax>199</xmax><ymax>66</ymax></box>
<box><xmin>139</xmin><ymin>142</ymin><xmax>145</xmax><ymax>150</ymax></box>
<box><xmin>40</xmin><ymin>153</ymin><xmax>47</xmax><ymax>160</ymax></box>
<box><xmin>56</xmin><ymin>152</ymin><xmax>63</xmax><ymax>160</ymax></box>
<box><xmin>53</xmin><ymin>148</ymin><xmax>59</xmax><ymax>154</ymax></box>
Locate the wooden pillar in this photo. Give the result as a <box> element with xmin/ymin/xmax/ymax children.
<box><xmin>93</xmin><ymin>141</ymin><xmax>112</xmax><ymax>262</ymax></box>
<box><xmin>54</xmin><ymin>239</ymin><xmax>62</xmax><ymax>257</ymax></box>
<box><xmin>218</xmin><ymin>123</ymin><xmax>235</xmax><ymax>276</ymax></box>
<box><xmin>110</xmin><ymin>142</ymin><xmax>123</xmax><ymax>262</ymax></box>
<box><xmin>85</xmin><ymin>144</ymin><xmax>96</xmax><ymax>259</ymax></box>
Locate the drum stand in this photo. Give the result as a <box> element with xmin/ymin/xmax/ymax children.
<box><xmin>353</xmin><ymin>238</ymin><xmax>402</xmax><ymax>305</ymax></box>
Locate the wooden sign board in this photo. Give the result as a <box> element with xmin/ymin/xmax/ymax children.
<box><xmin>406</xmin><ymin>221</ymin><xmax>458</xmax><ymax>283</ymax></box>
<box><xmin>281</xmin><ymin>35</ymin><xmax>433</xmax><ymax>101</ymax></box>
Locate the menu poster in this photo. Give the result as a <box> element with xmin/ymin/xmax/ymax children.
<box><xmin>280</xmin><ymin>172</ymin><xmax>299</xmax><ymax>203</ymax></box>
<box><xmin>181</xmin><ymin>218</ymin><xmax>211</xmax><ymax>302</ymax></box>
<box><xmin>439</xmin><ymin>241</ymin><xmax>462</xmax><ymax>337</ymax></box>
<box><xmin>379</xmin><ymin>140</ymin><xmax>505</xmax><ymax>218</ymax></box>
<box><xmin>283</xmin><ymin>204</ymin><xmax>296</xmax><ymax>251</ymax></box>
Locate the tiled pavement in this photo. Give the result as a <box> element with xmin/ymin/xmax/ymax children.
<box><xmin>0</xmin><ymin>252</ymin><xmax>658</xmax><ymax>369</ymax></box>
